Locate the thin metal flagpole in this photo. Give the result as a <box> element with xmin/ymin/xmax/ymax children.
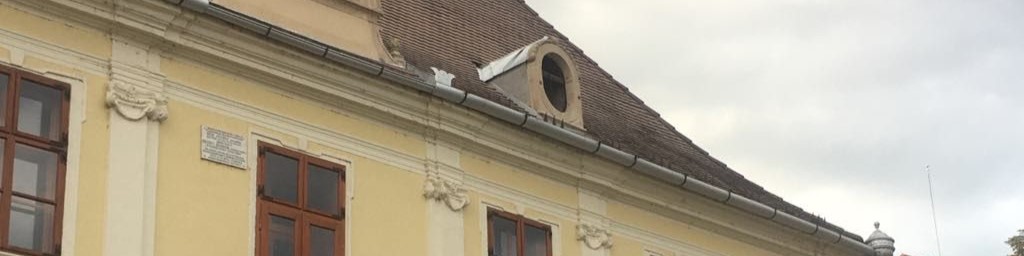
<box><xmin>926</xmin><ymin>165</ymin><xmax>943</xmax><ymax>256</ymax></box>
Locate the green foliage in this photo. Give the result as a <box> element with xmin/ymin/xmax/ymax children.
<box><xmin>1009</xmin><ymin>229</ymin><xmax>1024</xmax><ymax>256</ymax></box>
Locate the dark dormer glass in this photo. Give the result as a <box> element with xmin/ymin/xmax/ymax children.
<box><xmin>541</xmin><ymin>55</ymin><xmax>567</xmax><ymax>112</ymax></box>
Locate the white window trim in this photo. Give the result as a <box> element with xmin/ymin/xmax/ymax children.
<box><xmin>478</xmin><ymin>201</ymin><xmax>562</xmax><ymax>256</ymax></box>
<box><xmin>246</xmin><ymin>131</ymin><xmax>354</xmax><ymax>256</ymax></box>
<box><xmin>0</xmin><ymin>67</ymin><xmax>88</xmax><ymax>256</ymax></box>
<box><xmin>54</xmin><ymin>71</ymin><xmax>85</xmax><ymax>256</ymax></box>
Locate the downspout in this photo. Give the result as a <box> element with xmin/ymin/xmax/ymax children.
<box><xmin>165</xmin><ymin>1</ymin><xmax>874</xmax><ymax>254</ymax></box>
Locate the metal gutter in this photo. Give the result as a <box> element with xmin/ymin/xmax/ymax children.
<box><xmin>166</xmin><ymin>1</ymin><xmax>873</xmax><ymax>254</ymax></box>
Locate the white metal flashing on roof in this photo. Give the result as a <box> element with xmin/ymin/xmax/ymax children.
<box><xmin>431</xmin><ymin>67</ymin><xmax>455</xmax><ymax>87</ymax></box>
<box><xmin>476</xmin><ymin>36</ymin><xmax>550</xmax><ymax>82</ymax></box>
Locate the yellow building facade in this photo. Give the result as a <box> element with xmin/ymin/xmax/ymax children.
<box><xmin>0</xmin><ymin>0</ymin><xmax>894</xmax><ymax>256</ymax></box>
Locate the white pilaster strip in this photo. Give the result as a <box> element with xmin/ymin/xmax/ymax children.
<box><xmin>425</xmin><ymin>143</ymin><xmax>466</xmax><ymax>256</ymax></box>
<box><xmin>102</xmin><ymin>37</ymin><xmax>166</xmax><ymax>256</ymax></box>
<box><xmin>578</xmin><ymin>189</ymin><xmax>612</xmax><ymax>256</ymax></box>
<box><xmin>103</xmin><ymin>111</ymin><xmax>149</xmax><ymax>256</ymax></box>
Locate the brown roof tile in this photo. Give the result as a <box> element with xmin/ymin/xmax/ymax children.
<box><xmin>380</xmin><ymin>0</ymin><xmax>861</xmax><ymax>241</ymax></box>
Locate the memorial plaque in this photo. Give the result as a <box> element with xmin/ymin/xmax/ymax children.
<box><xmin>201</xmin><ymin>125</ymin><xmax>247</xmax><ymax>169</ymax></box>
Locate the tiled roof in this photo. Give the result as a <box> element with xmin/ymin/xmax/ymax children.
<box><xmin>379</xmin><ymin>0</ymin><xmax>860</xmax><ymax>241</ymax></box>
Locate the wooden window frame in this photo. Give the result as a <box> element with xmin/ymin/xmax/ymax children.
<box><xmin>0</xmin><ymin>64</ymin><xmax>70</xmax><ymax>256</ymax></box>
<box><xmin>487</xmin><ymin>209</ymin><xmax>553</xmax><ymax>256</ymax></box>
<box><xmin>257</xmin><ymin>142</ymin><xmax>345</xmax><ymax>256</ymax></box>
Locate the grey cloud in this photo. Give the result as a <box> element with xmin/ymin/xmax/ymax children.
<box><xmin>528</xmin><ymin>0</ymin><xmax>1024</xmax><ymax>255</ymax></box>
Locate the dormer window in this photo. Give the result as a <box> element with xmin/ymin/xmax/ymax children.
<box><xmin>477</xmin><ymin>37</ymin><xmax>584</xmax><ymax>129</ymax></box>
<box><xmin>541</xmin><ymin>55</ymin><xmax>567</xmax><ymax>112</ymax></box>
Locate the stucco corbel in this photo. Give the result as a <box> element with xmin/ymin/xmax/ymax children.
<box><xmin>105</xmin><ymin>81</ymin><xmax>169</xmax><ymax>122</ymax></box>
<box><xmin>577</xmin><ymin>223</ymin><xmax>613</xmax><ymax>250</ymax></box>
<box><xmin>423</xmin><ymin>171</ymin><xmax>468</xmax><ymax>211</ymax></box>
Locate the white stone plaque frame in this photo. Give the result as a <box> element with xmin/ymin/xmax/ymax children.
<box><xmin>201</xmin><ymin>125</ymin><xmax>248</xmax><ymax>169</ymax></box>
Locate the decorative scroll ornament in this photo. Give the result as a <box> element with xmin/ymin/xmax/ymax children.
<box><xmin>105</xmin><ymin>82</ymin><xmax>168</xmax><ymax>122</ymax></box>
<box><xmin>577</xmin><ymin>224</ymin><xmax>613</xmax><ymax>250</ymax></box>
<box><xmin>423</xmin><ymin>171</ymin><xmax>468</xmax><ymax>211</ymax></box>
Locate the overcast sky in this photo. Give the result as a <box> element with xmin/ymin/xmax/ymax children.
<box><xmin>525</xmin><ymin>0</ymin><xmax>1024</xmax><ymax>255</ymax></box>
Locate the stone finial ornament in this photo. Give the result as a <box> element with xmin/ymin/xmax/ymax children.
<box><xmin>576</xmin><ymin>223</ymin><xmax>613</xmax><ymax>250</ymax></box>
<box><xmin>382</xmin><ymin>37</ymin><xmax>406</xmax><ymax>66</ymax></box>
<box><xmin>105</xmin><ymin>82</ymin><xmax>168</xmax><ymax>122</ymax></box>
<box><xmin>385</xmin><ymin>38</ymin><xmax>403</xmax><ymax>58</ymax></box>
<box><xmin>867</xmin><ymin>222</ymin><xmax>895</xmax><ymax>256</ymax></box>
<box><xmin>423</xmin><ymin>171</ymin><xmax>468</xmax><ymax>211</ymax></box>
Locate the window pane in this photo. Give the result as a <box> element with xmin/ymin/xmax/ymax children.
<box><xmin>13</xmin><ymin>143</ymin><xmax>58</xmax><ymax>200</ymax></box>
<box><xmin>307</xmin><ymin>164</ymin><xmax>339</xmax><ymax>216</ymax></box>
<box><xmin>0</xmin><ymin>73</ymin><xmax>8</xmax><ymax>127</ymax></box>
<box><xmin>269</xmin><ymin>215</ymin><xmax>296</xmax><ymax>256</ymax></box>
<box><xmin>8</xmin><ymin>196</ymin><xmax>55</xmax><ymax>254</ymax></box>
<box><xmin>525</xmin><ymin>225</ymin><xmax>548</xmax><ymax>256</ymax></box>
<box><xmin>491</xmin><ymin>216</ymin><xmax>517</xmax><ymax>256</ymax></box>
<box><xmin>309</xmin><ymin>225</ymin><xmax>335</xmax><ymax>256</ymax></box>
<box><xmin>17</xmin><ymin>79</ymin><xmax>63</xmax><ymax>140</ymax></box>
<box><xmin>541</xmin><ymin>55</ymin><xmax>567</xmax><ymax>112</ymax></box>
<box><xmin>264</xmin><ymin>152</ymin><xmax>298</xmax><ymax>204</ymax></box>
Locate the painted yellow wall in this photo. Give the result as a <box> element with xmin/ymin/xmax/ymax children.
<box><xmin>155</xmin><ymin>54</ymin><xmax>433</xmax><ymax>255</ymax></box>
<box><xmin>608</xmin><ymin>200</ymin><xmax>782</xmax><ymax>256</ymax></box>
<box><xmin>461</xmin><ymin>151</ymin><xmax>578</xmax><ymax>208</ymax></box>
<box><xmin>154</xmin><ymin>102</ymin><xmax>433</xmax><ymax>256</ymax></box>
<box><xmin>0</xmin><ymin>4</ymin><xmax>110</xmax><ymax>59</ymax></box>
<box><xmin>612</xmin><ymin>236</ymin><xmax>678</xmax><ymax>256</ymax></box>
<box><xmin>612</xmin><ymin>236</ymin><xmax>647</xmax><ymax>256</ymax></box>
<box><xmin>346</xmin><ymin>157</ymin><xmax>428</xmax><ymax>256</ymax></box>
<box><xmin>463</xmin><ymin>190</ymin><xmax>484</xmax><ymax>255</ymax></box>
<box><xmin>160</xmin><ymin>56</ymin><xmax>426</xmax><ymax>159</ymax></box>
<box><xmin>213</xmin><ymin>0</ymin><xmax>383</xmax><ymax>60</ymax></box>
<box><xmin>60</xmin><ymin>64</ymin><xmax>111</xmax><ymax>256</ymax></box>
<box><xmin>155</xmin><ymin>100</ymin><xmax>252</xmax><ymax>255</ymax></box>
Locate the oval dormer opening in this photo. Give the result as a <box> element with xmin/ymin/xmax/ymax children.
<box><xmin>477</xmin><ymin>36</ymin><xmax>584</xmax><ymax>129</ymax></box>
<box><xmin>542</xmin><ymin>54</ymin><xmax>567</xmax><ymax>112</ymax></box>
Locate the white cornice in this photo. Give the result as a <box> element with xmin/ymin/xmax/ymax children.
<box><xmin>0</xmin><ymin>27</ymin><xmax>107</xmax><ymax>75</ymax></box>
<box><xmin>164</xmin><ymin>81</ymin><xmax>428</xmax><ymax>175</ymax></box>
